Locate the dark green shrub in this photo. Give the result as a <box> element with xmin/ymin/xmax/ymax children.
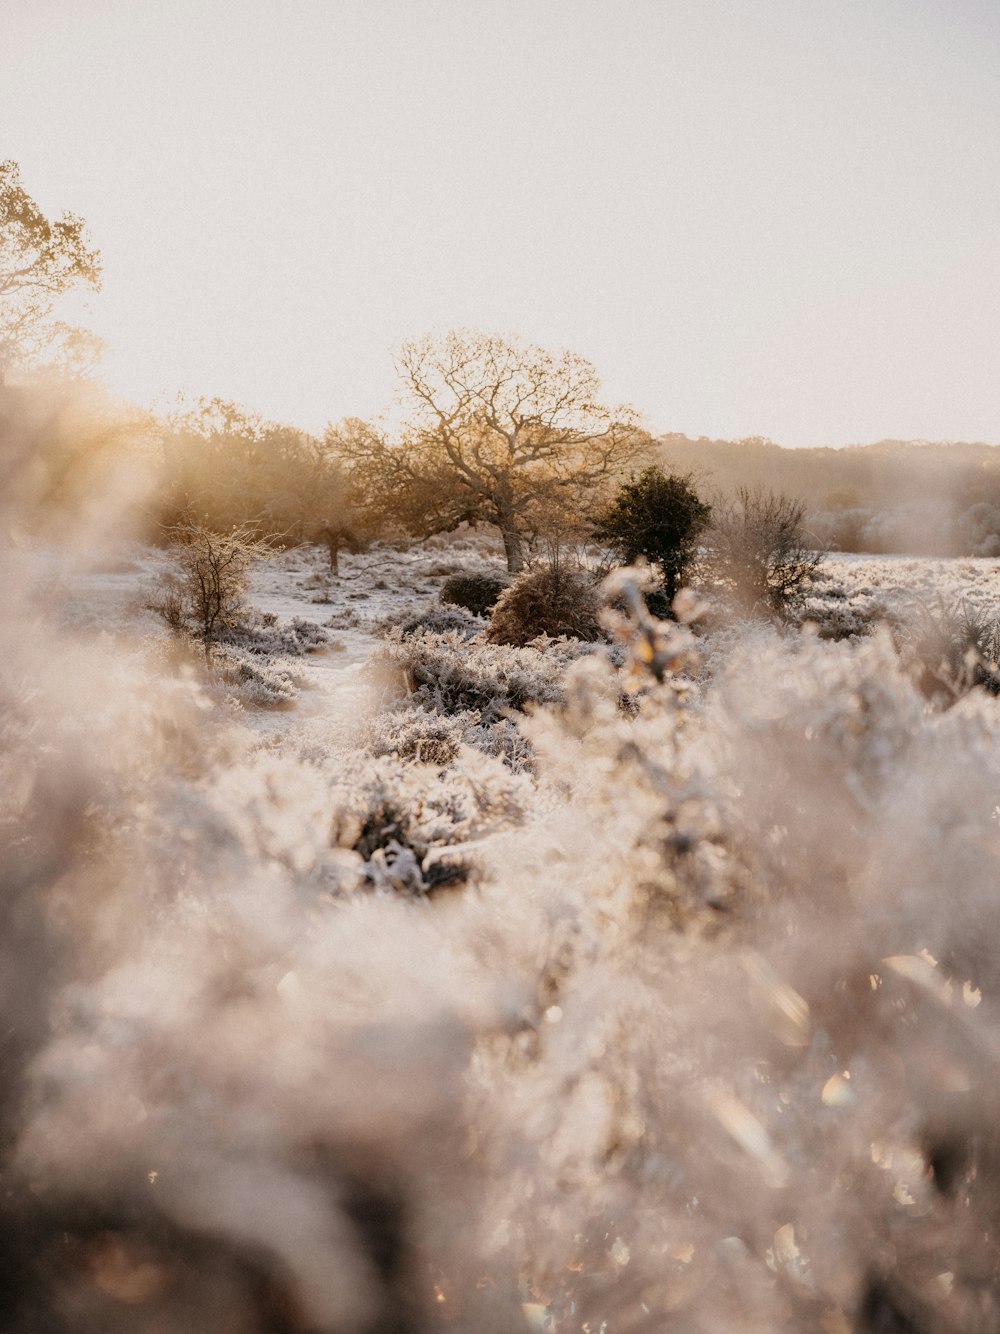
<box><xmin>487</xmin><ymin>563</ymin><xmax>602</xmax><ymax>646</ymax></box>
<box><xmin>593</xmin><ymin>466</ymin><xmax>710</xmax><ymax>605</ymax></box>
<box><xmin>440</xmin><ymin>571</ymin><xmax>509</xmax><ymax>616</ymax></box>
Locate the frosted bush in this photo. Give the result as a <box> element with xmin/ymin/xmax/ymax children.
<box><xmin>893</xmin><ymin>595</ymin><xmax>1000</xmax><ymax>702</ymax></box>
<box><xmin>372</xmin><ymin>628</ymin><xmax>585</xmax><ymax>724</ymax></box>
<box><xmin>377</xmin><ymin>599</ymin><xmax>482</xmax><ymax>640</ymax></box>
<box><xmin>14</xmin><ymin>393</ymin><xmax>1000</xmax><ymax>1329</ymax></box>
<box><xmin>211</xmin><ymin>643</ymin><xmax>308</xmax><ymax>707</ymax></box>
<box><xmin>217</xmin><ymin>609</ymin><xmax>330</xmax><ymax>656</ymax></box>
<box><xmin>325</xmin><ymin>751</ymin><xmax>530</xmax><ymax>896</ymax></box>
<box><xmin>487</xmin><ymin>562</ymin><xmax>602</xmax><ymax>645</ymax></box>
<box><xmin>324</xmin><ymin>606</ymin><xmax>363</xmax><ymax>629</ymax></box>
<box><xmin>362</xmin><ymin>703</ymin><xmax>535</xmax><ymax>772</ymax></box>
<box><xmin>362</xmin><ymin>706</ymin><xmax>466</xmax><ymax>766</ymax></box>
<box><xmin>460</xmin><ymin>616</ymin><xmax>1000</xmax><ymax>1331</ymax></box>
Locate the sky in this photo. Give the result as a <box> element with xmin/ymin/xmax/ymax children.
<box><xmin>3</xmin><ymin>0</ymin><xmax>999</xmax><ymax>446</ymax></box>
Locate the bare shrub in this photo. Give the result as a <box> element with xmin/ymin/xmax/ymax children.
<box><xmin>705</xmin><ymin>486</ymin><xmax>824</xmax><ymax>616</ymax></box>
<box><xmin>161</xmin><ymin>518</ymin><xmax>275</xmax><ymax>648</ymax></box>
<box><xmin>487</xmin><ymin>562</ymin><xmax>602</xmax><ymax>646</ymax></box>
<box><xmin>145</xmin><ymin>573</ymin><xmax>186</xmax><ymax>632</ymax></box>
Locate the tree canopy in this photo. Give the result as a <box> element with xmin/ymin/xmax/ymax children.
<box><xmin>331</xmin><ymin>330</ymin><xmax>650</xmax><ymax>571</ymax></box>
<box><xmin>0</xmin><ymin>161</ymin><xmax>102</xmax><ymax>382</ymax></box>
<box><xmin>157</xmin><ymin>397</ymin><xmax>367</xmax><ymax>550</ymax></box>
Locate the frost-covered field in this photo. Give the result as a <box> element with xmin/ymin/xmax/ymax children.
<box><xmin>804</xmin><ymin>553</ymin><xmax>1000</xmax><ymax>634</ymax></box>
<box><xmin>7</xmin><ymin>537</ymin><xmax>1000</xmax><ymax>1332</ymax></box>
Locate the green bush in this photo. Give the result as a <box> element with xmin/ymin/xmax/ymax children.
<box><xmin>593</xmin><ymin>466</ymin><xmax>710</xmax><ymax>605</ymax></box>
<box><xmin>440</xmin><ymin>570</ymin><xmax>509</xmax><ymax>616</ymax></box>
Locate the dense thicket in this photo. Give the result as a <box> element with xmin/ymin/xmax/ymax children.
<box><xmin>155</xmin><ymin>398</ymin><xmax>367</xmax><ymax>546</ymax></box>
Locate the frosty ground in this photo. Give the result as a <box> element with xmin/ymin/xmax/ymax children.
<box><xmin>9</xmin><ymin>534</ymin><xmax>1000</xmax><ymax>1332</ymax></box>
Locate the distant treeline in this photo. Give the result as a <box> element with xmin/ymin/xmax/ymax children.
<box><xmin>657</xmin><ymin>434</ymin><xmax>1000</xmax><ymax>557</ymax></box>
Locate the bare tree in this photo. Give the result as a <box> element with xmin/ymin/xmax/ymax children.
<box><xmin>705</xmin><ymin>486</ymin><xmax>824</xmax><ymax>616</ymax></box>
<box><xmin>331</xmin><ymin>331</ymin><xmax>650</xmax><ymax>572</ymax></box>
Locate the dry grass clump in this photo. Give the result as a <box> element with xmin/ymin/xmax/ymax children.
<box><xmin>487</xmin><ymin>563</ymin><xmax>602</xmax><ymax>646</ymax></box>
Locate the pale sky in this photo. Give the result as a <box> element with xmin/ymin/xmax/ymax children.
<box><xmin>3</xmin><ymin>0</ymin><xmax>999</xmax><ymax>445</ymax></box>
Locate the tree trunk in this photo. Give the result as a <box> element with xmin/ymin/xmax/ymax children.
<box><xmin>499</xmin><ymin>523</ymin><xmax>525</xmax><ymax>574</ymax></box>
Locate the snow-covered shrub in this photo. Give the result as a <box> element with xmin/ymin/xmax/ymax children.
<box><xmin>326</xmin><ymin>751</ymin><xmax>529</xmax><ymax>894</ymax></box>
<box><xmin>362</xmin><ymin>704</ymin><xmax>535</xmax><ymax>772</ymax></box>
<box><xmin>487</xmin><ymin>562</ymin><xmax>602</xmax><ymax>645</ymax></box>
<box><xmin>464</xmin><ymin>611</ymin><xmax>1000</xmax><ymax>1332</ymax></box>
<box><xmin>324</xmin><ymin>606</ymin><xmax>362</xmax><ymax>630</ymax></box>
<box><xmin>378</xmin><ymin>600</ymin><xmax>482</xmax><ymax>640</ymax></box>
<box><xmin>211</xmin><ymin>643</ymin><xmax>307</xmax><ymax>707</ymax></box>
<box><xmin>217</xmin><ymin>609</ymin><xmax>330</xmax><ymax>656</ymax></box>
<box><xmin>440</xmin><ymin>570</ymin><xmax>509</xmax><ymax>616</ymax></box>
<box><xmin>373</xmin><ymin>628</ymin><xmax>578</xmax><ymax>723</ymax></box>
<box><xmin>17</xmin><ymin>383</ymin><xmax>1000</xmax><ymax>1331</ymax></box>
<box><xmin>791</xmin><ymin>594</ymin><xmax>884</xmax><ymax>640</ymax></box>
<box><xmin>895</xmin><ymin>595</ymin><xmax>1000</xmax><ymax>701</ymax></box>
<box><xmin>363</xmin><ymin>706</ymin><xmax>465</xmax><ymax>766</ymax></box>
